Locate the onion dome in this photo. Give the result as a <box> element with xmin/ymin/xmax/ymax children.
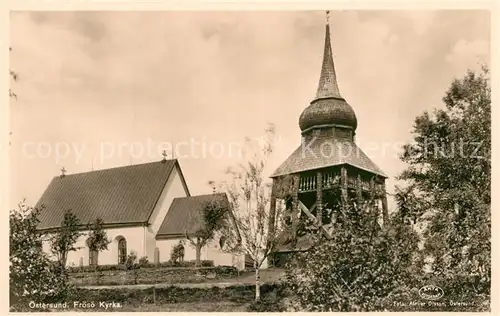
<box><xmin>299</xmin><ymin>14</ymin><xmax>357</xmax><ymax>133</ymax></box>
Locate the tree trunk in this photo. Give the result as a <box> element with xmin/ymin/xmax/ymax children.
<box><xmin>255</xmin><ymin>268</ymin><xmax>261</xmax><ymax>301</ymax></box>
<box><xmin>94</xmin><ymin>262</ymin><xmax>100</xmax><ymax>285</ymax></box>
<box><xmin>195</xmin><ymin>243</ymin><xmax>202</xmax><ymax>267</ymax></box>
<box><xmin>61</xmin><ymin>252</ymin><xmax>67</xmax><ymax>267</ymax></box>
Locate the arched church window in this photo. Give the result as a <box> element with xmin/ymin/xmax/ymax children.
<box><xmin>219</xmin><ymin>236</ymin><xmax>226</xmax><ymax>249</ymax></box>
<box><xmin>178</xmin><ymin>245</ymin><xmax>185</xmax><ymax>262</ymax></box>
<box><xmin>117</xmin><ymin>237</ymin><xmax>127</xmax><ymax>264</ymax></box>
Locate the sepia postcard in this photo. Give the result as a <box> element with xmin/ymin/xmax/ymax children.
<box><xmin>6</xmin><ymin>5</ymin><xmax>493</xmax><ymax>313</ymax></box>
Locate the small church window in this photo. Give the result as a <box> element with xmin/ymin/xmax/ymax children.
<box><xmin>117</xmin><ymin>237</ymin><xmax>127</xmax><ymax>264</ymax></box>
<box><xmin>178</xmin><ymin>245</ymin><xmax>185</xmax><ymax>262</ymax></box>
<box><xmin>219</xmin><ymin>236</ymin><xmax>226</xmax><ymax>249</ymax></box>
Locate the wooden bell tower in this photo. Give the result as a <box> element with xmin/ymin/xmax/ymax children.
<box><xmin>268</xmin><ymin>12</ymin><xmax>389</xmax><ymax>262</ymax></box>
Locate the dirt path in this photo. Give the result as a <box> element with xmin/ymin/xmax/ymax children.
<box><xmin>79</xmin><ymin>268</ymin><xmax>284</xmax><ymax>290</ymax></box>
<box><xmin>80</xmin><ymin>281</ymin><xmax>251</xmax><ymax>290</ymax></box>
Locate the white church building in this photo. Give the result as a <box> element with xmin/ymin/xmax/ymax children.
<box><xmin>35</xmin><ymin>158</ymin><xmax>247</xmax><ymax>269</ymax></box>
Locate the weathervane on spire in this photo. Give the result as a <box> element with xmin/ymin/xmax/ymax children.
<box><xmin>326</xmin><ymin>10</ymin><xmax>330</xmax><ymax>24</ymax></box>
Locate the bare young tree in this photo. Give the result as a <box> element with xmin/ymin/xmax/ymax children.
<box><xmin>219</xmin><ymin>123</ymin><xmax>288</xmax><ymax>301</ymax></box>
<box><xmin>9</xmin><ymin>47</ymin><xmax>17</xmax><ymax>146</ymax></box>
<box><xmin>9</xmin><ymin>47</ymin><xmax>18</xmax><ymax>100</ymax></box>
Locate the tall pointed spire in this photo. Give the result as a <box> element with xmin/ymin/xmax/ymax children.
<box><xmin>315</xmin><ymin>11</ymin><xmax>342</xmax><ymax>100</ymax></box>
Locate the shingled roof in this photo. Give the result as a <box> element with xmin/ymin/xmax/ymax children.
<box><xmin>156</xmin><ymin>193</ymin><xmax>235</xmax><ymax>239</ymax></box>
<box><xmin>35</xmin><ymin>159</ymin><xmax>189</xmax><ymax>231</ymax></box>
<box><xmin>270</xmin><ymin>137</ymin><xmax>387</xmax><ymax>178</ymax></box>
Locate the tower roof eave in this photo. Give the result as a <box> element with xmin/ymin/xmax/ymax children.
<box><xmin>270</xmin><ymin>139</ymin><xmax>387</xmax><ymax>179</ymax></box>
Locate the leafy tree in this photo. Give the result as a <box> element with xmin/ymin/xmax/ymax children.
<box><xmin>185</xmin><ymin>196</ymin><xmax>230</xmax><ymax>267</ymax></box>
<box><xmin>398</xmin><ymin>66</ymin><xmax>491</xmax><ymax>297</ymax></box>
<box><xmin>9</xmin><ymin>201</ymin><xmax>73</xmax><ymax>309</ymax></box>
<box><xmin>85</xmin><ymin>218</ymin><xmax>110</xmax><ymax>268</ymax></box>
<box><xmin>47</xmin><ymin>210</ymin><xmax>83</xmax><ymax>267</ymax></box>
<box><xmin>219</xmin><ymin>123</ymin><xmax>288</xmax><ymax>301</ymax></box>
<box><xmin>283</xmin><ymin>195</ymin><xmax>420</xmax><ymax>311</ymax></box>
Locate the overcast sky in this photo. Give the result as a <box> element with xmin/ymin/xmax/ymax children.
<box><xmin>9</xmin><ymin>10</ymin><xmax>490</xmax><ymax>210</ymax></box>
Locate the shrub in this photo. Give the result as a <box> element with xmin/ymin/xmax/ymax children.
<box><xmin>170</xmin><ymin>243</ymin><xmax>185</xmax><ymax>263</ymax></box>
<box><xmin>283</xmin><ymin>205</ymin><xmax>421</xmax><ymax>312</ymax></box>
<box><xmin>124</xmin><ymin>251</ymin><xmax>140</xmax><ymax>284</ymax></box>
<box><xmin>125</xmin><ymin>251</ymin><xmax>138</xmax><ymax>270</ymax></box>
<box><xmin>213</xmin><ymin>265</ymin><xmax>238</xmax><ymax>277</ymax></box>
<box><xmin>245</xmin><ymin>284</ymin><xmax>292</xmax><ymax>311</ymax></box>
<box><xmin>9</xmin><ymin>202</ymin><xmax>76</xmax><ymax>310</ymax></box>
<box><xmin>138</xmin><ymin>256</ymin><xmax>149</xmax><ymax>266</ymax></box>
<box><xmin>247</xmin><ymin>295</ymin><xmax>285</xmax><ymax>312</ymax></box>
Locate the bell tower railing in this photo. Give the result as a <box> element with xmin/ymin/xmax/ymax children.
<box><xmin>298</xmin><ymin>170</ymin><xmax>377</xmax><ymax>193</ymax></box>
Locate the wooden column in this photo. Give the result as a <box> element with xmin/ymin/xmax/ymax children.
<box><xmin>316</xmin><ymin>171</ymin><xmax>323</xmax><ymax>225</ymax></box>
<box><xmin>381</xmin><ymin>181</ymin><xmax>389</xmax><ymax>226</ymax></box>
<box><xmin>356</xmin><ymin>174</ymin><xmax>363</xmax><ymax>208</ymax></box>
<box><xmin>369</xmin><ymin>176</ymin><xmax>375</xmax><ymax>210</ymax></box>
<box><xmin>267</xmin><ymin>180</ymin><xmax>278</xmax><ymax>249</ymax></box>
<box><xmin>291</xmin><ymin>174</ymin><xmax>300</xmax><ymax>239</ymax></box>
<box><xmin>340</xmin><ymin>166</ymin><xmax>348</xmax><ymax>206</ymax></box>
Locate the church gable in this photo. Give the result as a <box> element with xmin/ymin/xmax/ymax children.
<box><xmin>147</xmin><ymin>165</ymin><xmax>190</xmax><ymax>234</ymax></box>
<box><xmin>155</xmin><ymin>193</ymin><xmax>233</xmax><ymax>240</ymax></box>
<box><xmin>35</xmin><ymin>159</ymin><xmax>182</xmax><ymax>231</ymax></box>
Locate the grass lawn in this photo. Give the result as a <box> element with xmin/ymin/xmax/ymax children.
<box><xmin>122</xmin><ymin>301</ymin><xmax>249</xmax><ymax>312</ymax></box>
<box><xmin>59</xmin><ymin>301</ymin><xmax>248</xmax><ymax>312</ymax></box>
